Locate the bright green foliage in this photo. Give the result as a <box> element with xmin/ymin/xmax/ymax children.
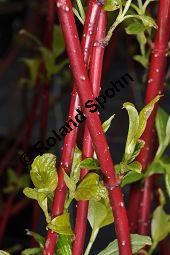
<box><xmin>0</xmin><ymin>251</ymin><xmax>11</xmax><ymax>255</ymax></box>
<box><xmin>156</xmin><ymin>107</ymin><xmax>170</xmax><ymax>159</ymax></box>
<box><xmin>149</xmin><ymin>189</ymin><xmax>170</xmax><ymax>254</ymax></box>
<box><xmin>121</xmin><ymin>171</ymin><xmax>144</xmax><ymax>187</ymax></box>
<box><xmin>103</xmin><ymin>0</ymin><xmax>121</xmax><ymax>11</ymax></box>
<box><xmin>21</xmin><ymin>248</ymin><xmax>42</xmax><ymax>255</ymax></box>
<box><xmin>70</xmin><ymin>146</ymin><xmax>82</xmax><ymax>184</ymax></box>
<box><xmin>145</xmin><ymin>157</ymin><xmax>170</xmax><ymax>197</ymax></box>
<box><xmin>55</xmin><ymin>235</ymin><xmax>72</xmax><ymax>255</ymax></box>
<box><xmin>75</xmin><ymin>173</ymin><xmax>107</xmax><ymax>201</ymax></box>
<box><xmin>98</xmin><ymin>234</ymin><xmax>152</xmax><ymax>255</ymax></box>
<box><xmin>125</xmin><ymin>20</ymin><xmax>145</xmax><ymax>34</ymax></box>
<box><xmin>102</xmin><ymin>114</ymin><xmax>115</xmax><ymax>133</ymax></box>
<box><xmin>88</xmin><ymin>199</ymin><xmax>114</xmax><ymax>231</ymax></box>
<box><xmin>123</xmin><ymin>96</ymin><xmax>160</xmax><ymax>164</ymax></box>
<box><xmin>47</xmin><ymin>212</ymin><xmax>73</xmax><ymax>236</ymax></box>
<box><xmin>30</xmin><ymin>153</ymin><xmax>58</xmax><ymax>193</ymax></box>
<box><xmin>23</xmin><ymin>153</ymin><xmax>58</xmax><ymax>222</ymax></box>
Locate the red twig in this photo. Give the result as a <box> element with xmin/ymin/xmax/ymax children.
<box><xmin>44</xmin><ymin>1</ymin><xmax>103</xmax><ymax>254</ymax></box>
<box><xmin>72</xmin><ymin>10</ymin><xmax>107</xmax><ymax>255</ymax></box>
<box><xmin>45</xmin><ymin>0</ymin><xmax>132</xmax><ymax>254</ymax></box>
<box><xmin>32</xmin><ymin>0</ymin><xmax>55</xmax><ymax>241</ymax></box>
<box><xmin>128</xmin><ymin>0</ymin><xmax>170</xmax><ymax>235</ymax></box>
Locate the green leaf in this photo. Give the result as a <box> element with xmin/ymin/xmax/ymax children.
<box><xmin>21</xmin><ymin>248</ymin><xmax>42</xmax><ymax>255</ymax></box>
<box><xmin>102</xmin><ymin>114</ymin><xmax>115</xmax><ymax>133</ymax></box>
<box><xmin>144</xmin><ymin>160</ymin><xmax>164</xmax><ymax>178</ymax></box>
<box><xmin>97</xmin><ymin>234</ymin><xmax>152</xmax><ymax>255</ymax></box>
<box><xmin>99</xmin><ymin>199</ymin><xmax>114</xmax><ymax>229</ymax></box>
<box><xmin>156</xmin><ymin>108</ymin><xmax>169</xmax><ymax>145</ymax></box>
<box><xmin>40</xmin><ymin>47</ymin><xmax>55</xmax><ymax>78</ymax></box>
<box><xmin>133</xmin><ymin>54</ymin><xmax>148</xmax><ymax>68</ymax></box>
<box><xmin>151</xmin><ymin>189</ymin><xmax>170</xmax><ymax>252</ymax></box>
<box><xmin>56</xmin><ymin>235</ymin><xmax>72</xmax><ymax>255</ymax></box>
<box><xmin>156</xmin><ymin>108</ymin><xmax>170</xmax><ymax>158</ymax></box>
<box><xmin>30</xmin><ymin>153</ymin><xmax>58</xmax><ymax>193</ymax></box>
<box><xmin>140</xmin><ymin>15</ymin><xmax>157</xmax><ymax>29</ymax></box>
<box><xmin>23</xmin><ymin>187</ymin><xmax>37</xmax><ymax>200</ymax></box>
<box><xmin>88</xmin><ymin>200</ymin><xmax>107</xmax><ymax>231</ymax></box>
<box><xmin>135</xmin><ymin>95</ymin><xmax>161</xmax><ymax>141</ymax></box>
<box><xmin>88</xmin><ymin>199</ymin><xmax>113</xmax><ymax>230</ymax></box>
<box><xmin>165</xmin><ymin>172</ymin><xmax>170</xmax><ymax>197</ymax></box>
<box><xmin>125</xmin><ymin>20</ymin><xmax>145</xmax><ymax>34</ymax></box>
<box><xmin>123</xmin><ymin>102</ymin><xmax>139</xmax><ymax>160</ymax></box>
<box><xmin>0</xmin><ymin>251</ymin><xmax>11</xmax><ymax>255</ymax></box>
<box><xmin>47</xmin><ymin>213</ymin><xmax>73</xmax><ymax>236</ymax></box>
<box><xmin>126</xmin><ymin>161</ymin><xmax>142</xmax><ymax>173</ymax></box>
<box><xmin>80</xmin><ymin>158</ymin><xmax>100</xmax><ymax>170</ymax></box>
<box><xmin>63</xmin><ymin>170</ymin><xmax>76</xmax><ymax>192</ymax></box>
<box><xmin>23</xmin><ymin>188</ymin><xmax>50</xmax><ymax>222</ymax></box>
<box><xmin>26</xmin><ymin>230</ymin><xmax>44</xmax><ymax>248</ymax></box>
<box><xmin>129</xmin><ymin>139</ymin><xmax>145</xmax><ymax>162</ymax></box>
<box><xmin>53</xmin><ymin>25</ymin><xmax>65</xmax><ymax>57</ymax></box>
<box><xmin>121</xmin><ymin>171</ymin><xmax>144</xmax><ymax>187</ymax></box>
<box><xmin>75</xmin><ymin>173</ymin><xmax>107</xmax><ymax>201</ymax></box>
<box><xmin>22</xmin><ymin>58</ymin><xmax>40</xmax><ymax>87</ymax></box>
<box><xmin>103</xmin><ymin>0</ymin><xmax>121</xmax><ymax>11</ymax></box>
<box><xmin>70</xmin><ymin>146</ymin><xmax>82</xmax><ymax>184</ymax></box>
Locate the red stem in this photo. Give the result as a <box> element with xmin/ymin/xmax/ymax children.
<box><xmin>72</xmin><ymin>10</ymin><xmax>107</xmax><ymax>255</ymax></box>
<box><xmin>128</xmin><ymin>0</ymin><xmax>170</xmax><ymax>234</ymax></box>
<box><xmin>44</xmin><ymin>1</ymin><xmax>103</xmax><ymax>254</ymax></box>
<box><xmin>45</xmin><ymin>0</ymin><xmax>132</xmax><ymax>254</ymax></box>
<box><xmin>32</xmin><ymin>0</ymin><xmax>55</xmax><ymax>241</ymax></box>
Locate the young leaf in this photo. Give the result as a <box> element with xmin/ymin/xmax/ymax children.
<box><xmin>133</xmin><ymin>54</ymin><xmax>148</xmax><ymax>68</ymax></box>
<box><xmin>99</xmin><ymin>199</ymin><xmax>114</xmax><ymax>229</ymax></box>
<box><xmin>97</xmin><ymin>234</ymin><xmax>152</xmax><ymax>255</ymax></box>
<box><xmin>63</xmin><ymin>169</ymin><xmax>76</xmax><ymax>192</ymax></box>
<box><xmin>126</xmin><ymin>161</ymin><xmax>142</xmax><ymax>173</ymax></box>
<box><xmin>23</xmin><ymin>188</ymin><xmax>50</xmax><ymax>222</ymax></box>
<box><xmin>22</xmin><ymin>58</ymin><xmax>40</xmax><ymax>87</ymax></box>
<box><xmin>139</xmin><ymin>15</ymin><xmax>157</xmax><ymax>29</ymax></box>
<box><xmin>52</xmin><ymin>25</ymin><xmax>65</xmax><ymax>57</ymax></box>
<box><xmin>21</xmin><ymin>248</ymin><xmax>42</xmax><ymax>255</ymax></box>
<box><xmin>144</xmin><ymin>160</ymin><xmax>164</xmax><ymax>178</ymax></box>
<box><xmin>75</xmin><ymin>173</ymin><xmax>106</xmax><ymax>201</ymax></box>
<box><xmin>88</xmin><ymin>200</ymin><xmax>107</xmax><ymax>231</ymax></box>
<box><xmin>102</xmin><ymin>114</ymin><xmax>115</xmax><ymax>133</ymax></box>
<box><xmin>70</xmin><ymin>146</ymin><xmax>82</xmax><ymax>184</ymax></box>
<box><xmin>47</xmin><ymin>212</ymin><xmax>73</xmax><ymax>236</ymax></box>
<box><xmin>56</xmin><ymin>235</ymin><xmax>72</xmax><ymax>255</ymax></box>
<box><xmin>103</xmin><ymin>0</ymin><xmax>120</xmax><ymax>11</ymax></box>
<box><xmin>121</xmin><ymin>171</ymin><xmax>144</xmax><ymax>187</ymax></box>
<box><xmin>122</xmin><ymin>102</ymin><xmax>139</xmax><ymax>159</ymax></box>
<box><xmin>0</xmin><ymin>251</ymin><xmax>11</xmax><ymax>255</ymax></box>
<box><xmin>80</xmin><ymin>158</ymin><xmax>100</xmax><ymax>170</ymax></box>
<box><xmin>25</xmin><ymin>230</ymin><xmax>44</xmax><ymax>248</ymax></box>
<box><xmin>150</xmin><ymin>189</ymin><xmax>170</xmax><ymax>253</ymax></box>
<box><xmin>30</xmin><ymin>153</ymin><xmax>58</xmax><ymax>193</ymax></box>
<box><xmin>135</xmin><ymin>95</ymin><xmax>161</xmax><ymax>141</ymax></box>
<box><xmin>129</xmin><ymin>139</ymin><xmax>145</xmax><ymax>163</ymax></box>
<box><xmin>156</xmin><ymin>108</ymin><xmax>170</xmax><ymax>158</ymax></box>
<box><xmin>165</xmin><ymin>172</ymin><xmax>170</xmax><ymax>197</ymax></box>
<box><xmin>125</xmin><ymin>20</ymin><xmax>145</xmax><ymax>34</ymax></box>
